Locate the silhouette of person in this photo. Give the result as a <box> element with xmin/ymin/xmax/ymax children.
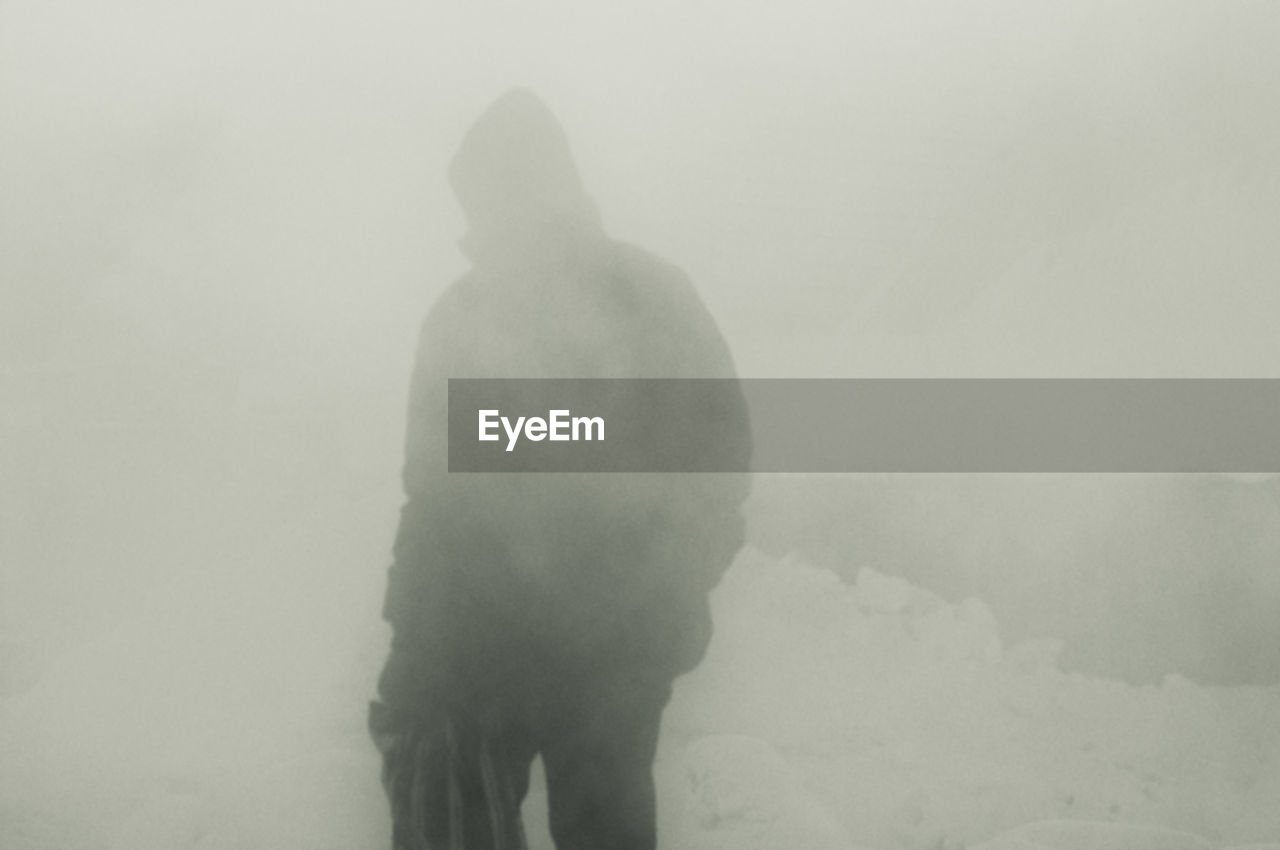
<box><xmin>369</xmin><ymin>89</ymin><xmax>750</xmax><ymax>850</ymax></box>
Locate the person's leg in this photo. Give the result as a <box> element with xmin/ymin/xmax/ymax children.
<box><xmin>370</xmin><ymin>702</ymin><xmax>540</xmax><ymax>850</ymax></box>
<box><xmin>540</xmin><ymin>671</ymin><xmax>673</xmax><ymax>850</ymax></box>
<box><xmin>446</xmin><ymin>706</ymin><xmax>538</xmax><ymax>850</ymax></box>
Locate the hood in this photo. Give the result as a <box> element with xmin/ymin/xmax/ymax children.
<box><xmin>449</xmin><ymin>89</ymin><xmax>602</xmax><ymax>256</ymax></box>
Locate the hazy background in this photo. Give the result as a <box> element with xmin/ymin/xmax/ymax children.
<box><xmin>4</xmin><ymin>0</ymin><xmax>1280</xmax><ymax>690</ymax></box>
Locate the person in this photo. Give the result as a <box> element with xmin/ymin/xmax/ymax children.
<box><xmin>369</xmin><ymin>88</ymin><xmax>751</xmax><ymax>850</ymax></box>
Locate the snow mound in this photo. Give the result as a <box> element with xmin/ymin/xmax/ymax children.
<box><xmin>667</xmin><ymin>547</ymin><xmax>1280</xmax><ymax>848</ymax></box>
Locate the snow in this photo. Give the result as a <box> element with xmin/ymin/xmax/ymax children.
<box><xmin>667</xmin><ymin>549</ymin><xmax>1280</xmax><ymax>848</ymax></box>
<box><xmin>3</xmin><ymin>506</ymin><xmax>1278</xmax><ymax>850</ymax></box>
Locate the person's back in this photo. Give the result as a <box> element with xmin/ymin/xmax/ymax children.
<box><xmin>370</xmin><ymin>88</ymin><xmax>750</xmax><ymax>850</ymax></box>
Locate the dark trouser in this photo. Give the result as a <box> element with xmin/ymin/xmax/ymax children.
<box><xmin>370</xmin><ymin>646</ymin><xmax>673</xmax><ymax>850</ymax></box>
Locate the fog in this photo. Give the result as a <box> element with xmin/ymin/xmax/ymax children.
<box><xmin>3</xmin><ymin>1</ymin><xmax>1280</xmax><ymax>846</ymax></box>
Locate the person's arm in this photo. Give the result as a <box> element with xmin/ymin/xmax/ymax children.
<box><xmin>644</xmin><ymin>258</ymin><xmax>753</xmax><ymax>592</ymax></box>
<box><xmin>381</xmin><ymin>289</ymin><xmax>461</xmax><ymax>637</ymax></box>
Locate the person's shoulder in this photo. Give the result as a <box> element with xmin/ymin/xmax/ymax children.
<box><xmin>605</xmin><ymin>240</ymin><xmax>705</xmax><ymax>313</ymax></box>
<box><xmin>424</xmin><ymin>274</ymin><xmax>471</xmax><ymax>319</ymax></box>
<box><xmin>410</xmin><ymin>275</ymin><xmax>482</xmax><ymax>366</ymax></box>
<box><xmin>421</xmin><ymin>273</ymin><xmax>487</xmax><ymax>334</ymax></box>
<box><xmin>605</xmin><ymin>240</ymin><xmax>740</xmax><ymax>376</ymax></box>
<box><xmin>609</xmin><ymin>240</ymin><xmax>692</xmax><ymax>286</ymax></box>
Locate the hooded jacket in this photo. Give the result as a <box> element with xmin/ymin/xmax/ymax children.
<box><xmin>384</xmin><ymin>90</ymin><xmax>750</xmax><ymax>684</ymax></box>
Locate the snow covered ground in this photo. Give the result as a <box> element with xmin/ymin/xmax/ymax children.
<box><xmin>2</xmin><ymin>489</ymin><xmax>1277</xmax><ymax>850</ymax></box>
<box><xmin>665</xmin><ymin>550</ymin><xmax>1280</xmax><ymax>849</ymax></box>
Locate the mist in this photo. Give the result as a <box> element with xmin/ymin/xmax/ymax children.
<box><xmin>4</xmin><ymin>1</ymin><xmax>1280</xmax><ymax>847</ymax></box>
